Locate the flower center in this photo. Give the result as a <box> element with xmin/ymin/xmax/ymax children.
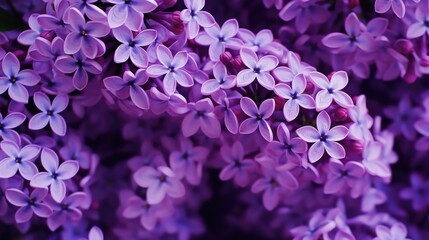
<box><xmin>233</xmin><ymin>159</ymin><xmax>241</xmax><ymax>168</ymax></box>
<box><xmin>129</xmin><ymin>41</ymin><xmax>135</xmax><ymax>47</ymax></box>
<box><xmin>159</xmin><ymin>175</ymin><xmax>166</xmax><ymax>182</ymax></box>
<box><xmin>47</xmin><ymin>110</ymin><xmax>54</xmax><ymax>116</ymax></box>
<box><xmin>28</xmin><ymin>198</ymin><xmax>35</xmax><ymax>205</ymax></box>
<box><xmin>291</xmin><ymin>92</ymin><xmax>298</xmax><ymax>99</ymax></box>
<box><xmin>253</xmin><ymin>67</ymin><xmax>261</xmax><ymax>74</ymax></box>
<box><xmin>270</xmin><ymin>179</ymin><xmax>278</xmax><ymax>187</ymax></box>
<box><xmin>81</xmin><ymin>30</ymin><xmax>88</xmax><ymax>36</ymax></box>
<box><xmin>15</xmin><ymin>157</ymin><xmax>22</xmax><ymax>163</ymax></box>
<box><xmin>256</xmin><ymin>114</ymin><xmax>263</xmax><ymax>120</ymax></box>
<box><xmin>52</xmin><ymin>172</ymin><xmax>58</xmax><ymax>179</ymax></box>
<box><xmin>10</xmin><ymin>77</ymin><xmax>17</xmax><ymax>83</ymax></box>
<box><xmin>319</xmin><ymin>133</ymin><xmax>327</xmax><ymax>142</ymax></box>
<box><xmin>124</xmin><ymin>0</ymin><xmax>131</xmax><ymax>4</ymax></box>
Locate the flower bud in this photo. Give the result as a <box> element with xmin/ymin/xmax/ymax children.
<box><xmin>394</xmin><ymin>39</ymin><xmax>414</xmax><ymax>56</ymax></box>
<box><xmin>332</xmin><ymin>108</ymin><xmax>348</xmax><ymax>122</ymax></box>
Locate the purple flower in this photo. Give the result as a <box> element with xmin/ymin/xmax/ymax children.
<box><xmin>133</xmin><ymin>165</ymin><xmax>185</xmax><ymax>205</ymax></box>
<box><xmin>5</xmin><ymin>188</ymin><xmax>52</xmax><ymax>223</ymax></box>
<box><xmin>169</xmin><ymin>137</ymin><xmax>209</xmax><ymax>185</ymax></box>
<box><xmin>374</xmin><ymin>223</ymin><xmax>410</xmax><ymax>240</ymax></box>
<box><xmin>266</xmin><ymin>123</ymin><xmax>307</xmax><ymax>165</ymax></box>
<box><xmin>383</xmin><ymin>97</ymin><xmax>420</xmax><ymax>140</ymax></box>
<box><xmin>181</xmin><ymin>98</ymin><xmax>221</xmax><ymax>138</ymax></box>
<box><xmin>362</xmin><ymin>141</ymin><xmax>391</xmax><ymax>178</ymax></box>
<box><xmin>68</xmin><ymin>0</ymin><xmax>107</xmax><ymax>21</ymax></box>
<box><xmin>322</xmin><ymin>13</ymin><xmax>375</xmax><ymax>53</ymax></box>
<box><xmin>0</xmin><ymin>112</ymin><xmax>26</xmax><ymax>142</ymax></box>
<box><xmin>219</xmin><ymin>141</ymin><xmax>256</xmax><ymax>187</ymax></box>
<box><xmin>201</xmin><ymin>62</ymin><xmax>235</xmax><ymax>95</ymax></box>
<box><xmin>55</xmin><ymin>51</ymin><xmax>102</xmax><ymax>90</ymax></box>
<box><xmin>0</xmin><ymin>177</ymin><xmax>23</xmax><ymax>217</ymax></box>
<box><xmin>146</xmin><ymin>45</ymin><xmax>193</xmax><ymax>95</ymax></box>
<box><xmin>106</xmin><ymin>0</ymin><xmax>158</xmax><ymax>30</ymax></box>
<box><xmin>400</xmin><ymin>173</ymin><xmax>429</xmax><ymax>211</ymax></box>
<box><xmin>290</xmin><ymin>211</ymin><xmax>336</xmax><ymax>239</ymax></box>
<box><xmin>406</xmin><ymin>5</ymin><xmax>429</xmax><ymax>39</ymax></box>
<box><xmin>324</xmin><ymin>159</ymin><xmax>365</xmax><ymax>194</ymax></box>
<box><xmin>0</xmin><ymin>140</ymin><xmax>41</xmax><ymax>180</ymax></box>
<box><xmin>279</xmin><ymin>0</ymin><xmax>330</xmax><ymax>33</ymax></box>
<box><xmin>87</xmin><ymin>226</ymin><xmax>104</xmax><ymax>240</ymax></box>
<box><xmin>239</xmin><ymin>97</ymin><xmax>275</xmax><ymax>142</ymax></box>
<box><xmin>274</xmin><ymin>73</ymin><xmax>315</xmax><ymax>121</ymax></box>
<box><xmin>112</xmin><ymin>26</ymin><xmax>157</xmax><ymax>68</ymax></box>
<box><xmin>414</xmin><ymin>119</ymin><xmax>429</xmax><ymax>151</ymax></box>
<box><xmin>0</xmin><ymin>52</ymin><xmax>40</xmax><ymax>103</ymax></box>
<box><xmin>181</xmin><ymin>0</ymin><xmax>216</xmax><ymax>39</ymax></box>
<box><xmin>251</xmin><ymin>159</ymin><xmax>298</xmax><ymax>210</ymax></box>
<box><xmin>348</xmin><ymin>95</ymin><xmax>373</xmax><ymax>143</ymax></box>
<box><xmin>59</xmin><ymin>133</ymin><xmax>91</xmax><ymax>170</ymax></box>
<box><xmin>30</xmin><ymin>148</ymin><xmax>79</xmax><ymax>202</ymax></box>
<box><xmin>195</xmin><ymin>19</ymin><xmax>242</xmax><ymax>61</ymax></box>
<box><xmin>374</xmin><ymin>0</ymin><xmax>405</xmax><ymax>18</ymax></box>
<box><xmin>28</xmin><ymin>92</ymin><xmax>69</xmax><ymax>136</ymax></box>
<box><xmin>36</xmin><ymin>1</ymin><xmax>69</xmax><ymax>37</ymax></box>
<box><xmin>296</xmin><ymin>111</ymin><xmax>348</xmax><ymax>163</ymax></box>
<box><xmin>272</xmin><ymin>51</ymin><xmax>315</xmax><ymax>81</ymax></box>
<box><xmin>63</xmin><ymin>8</ymin><xmax>110</xmax><ymax>59</ymax></box>
<box><xmin>104</xmin><ymin>70</ymin><xmax>150</xmax><ymax>110</ymax></box>
<box><xmin>46</xmin><ymin>192</ymin><xmax>87</xmax><ymax>231</ymax></box>
<box><xmin>122</xmin><ymin>196</ymin><xmax>173</xmax><ymax>230</ymax></box>
<box><xmin>309</xmin><ymin>71</ymin><xmax>354</xmax><ymax>111</ymax></box>
<box><xmin>149</xmin><ymin>87</ymin><xmax>188</xmax><ymax>115</ymax></box>
<box><xmin>212</xmin><ymin>90</ymin><xmax>238</xmax><ymax>134</ymax></box>
<box><xmin>236</xmin><ymin>48</ymin><xmax>279</xmax><ymax>90</ymax></box>
<box><xmin>31</xmin><ymin>37</ymin><xmax>65</xmax><ymax>63</ymax></box>
<box><xmin>17</xmin><ymin>14</ymin><xmax>44</xmax><ymax>46</ymax></box>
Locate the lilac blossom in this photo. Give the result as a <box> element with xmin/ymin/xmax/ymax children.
<box><xmin>180</xmin><ymin>0</ymin><xmax>216</xmax><ymax>39</ymax></box>
<box><xmin>296</xmin><ymin>111</ymin><xmax>348</xmax><ymax>163</ymax></box>
<box><xmin>0</xmin><ymin>112</ymin><xmax>26</xmax><ymax>142</ymax></box>
<box><xmin>0</xmin><ymin>140</ymin><xmax>41</xmax><ymax>180</ymax></box>
<box><xmin>274</xmin><ymin>73</ymin><xmax>315</xmax><ymax>121</ymax></box>
<box><xmin>290</xmin><ymin>211</ymin><xmax>336</xmax><ymax>240</ymax></box>
<box><xmin>400</xmin><ymin>173</ymin><xmax>429</xmax><ymax>211</ymax></box>
<box><xmin>45</xmin><ymin>192</ymin><xmax>87</xmax><ymax>231</ymax></box>
<box><xmin>104</xmin><ymin>70</ymin><xmax>150</xmax><ymax>110</ymax></box>
<box><xmin>195</xmin><ymin>19</ymin><xmax>242</xmax><ymax>61</ymax></box>
<box><xmin>201</xmin><ymin>62</ymin><xmax>235</xmax><ymax>95</ymax></box>
<box><xmin>219</xmin><ymin>141</ymin><xmax>256</xmax><ymax>187</ymax></box>
<box><xmin>0</xmin><ymin>52</ymin><xmax>40</xmax><ymax>103</ymax></box>
<box><xmin>112</xmin><ymin>26</ymin><xmax>157</xmax><ymax>68</ymax></box>
<box><xmin>309</xmin><ymin>71</ymin><xmax>354</xmax><ymax>111</ymax></box>
<box><xmin>267</xmin><ymin>123</ymin><xmax>307</xmax><ymax>165</ymax></box>
<box><xmin>406</xmin><ymin>5</ymin><xmax>429</xmax><ymax>39</ymax></box>
<box><xmin>63</xmin><ymin>8</ymin><xmax>110</xmax><ymax>59</ymax></box>
<box><xmin>324</xmin><ymin>159</ymin><xmax>365</xmax><ymax>194</ymax></box>
<box><xmin>212</xmin><ymin>90</ymin><xmax>238</xmax><ymax>134</ymax></box>
<box><xmin>5</xmin><ymin>188</ymin><xmax>52</xmax><ymax>223</ymax></box>
<box><xmin>68</xmin><ymin>0</ymin><xmax>107</xmax><ymax>21</ymax></box>
<box><xmin>279</xmin><ymin>0</ymin><xmax>330</xmax><ymax>33</ymax></box>
<box><xmin>362</xmin><ymin>141</ymin><xmax>391</xmax><ymax>178</ymax></box>
<box><xmin>414</xmin><ymin>119</ymin><xmax>429</xmax><ymax>151</ymax></box>
<box><xmin>146</xmin><ymin>45</ymin><xmax>193</xmax><ymax>95</ymax></box>
<box><xmin>383</xmin><ymin>97</ymin><xmax>420</xmax><ymax>140</ymax></box>
<box><xmin>133</xmin><ymin>166</ymin><xmax>185</xmax><ymax>204</ymax></box>
<box><xmin>374</xmin><ymin>0</ymin><xmax>406</xmax><ymax>18</ymax></box>
<box><xmin>30</xmin><ymin>148</ymin><xmax>79</xmax><ymax>202</ymax></box>
<box><xmin>239</xmin><ymin>97</ymin><xmax>275</xmax><ymax>142</ymax></box>
<box><xmin>28</xmin><ymin>92</ymin><xmax>69</xmax><ymax>136</ymax></box>
<box><xmin>181</xmin><ymin>98</ymin><xmax>221</xmax><ymax>138</ymax></box>
<box><xmin>17</xmin><ymin>14</ymin><xmax>44</xmax><ymax>46</ymax></box>
<box><xmin>374</xmin><ymin>223</ymin><xmax>410</xmax><ymax>240</ymax></box>
<box><xmin>106</xmin><ymin>0</ymin><xmax>158</xmax><ymax>30</ymax></box>
<box><xmin>236</xmin><ymin>48</ymin><xmax>278</xmax><ymax>90</ymax></box>
<box><xmin>348</xmin><ymin>95</ymin><xmax>373</xmax><ymax>142</ymax></box>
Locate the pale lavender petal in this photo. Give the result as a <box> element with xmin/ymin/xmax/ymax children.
<box><xmin>8</xmin><ymin>84</ymin><xmax>29</xmax><ymax>103</ymax></box>
<box><xmin>18</xmin><ymin>162</ymin><xmax>39</xmax><ymax>180</ymax></box>
<box><xmin>324</xmin><ymin>141</ymin><xmax>346</xmax><ymax>159</ymax></box>
<box><xmin>130</xmin><ymin>86</ymin><xmax>150</xmax><ymax>110</ymax></box>
<box><xmin>308</xmin><ymin>141</ymin><xmax>325</xmax><ymax>163</ymax></box>
<box><xmin>50</xmin><ymin>180</ymin><xmax>66</xmax><ymax>202</ymax></box>
<box><xmin>15</xmin><ymin>206</ymin><xmax>33</xmax><ymax>223</ymax></box>
<box><xmin>239</xmin><ymin>118</ymin><xmax>259</xmax><ymax>134</ymax></box>
<box><xmin>57</xmin><ymin>160</ymin><xmax>79</xmax><ymax>180</ymax></box>
<box><xmin>30</xmin><ymin>172</ymin><xmax>52</xmax><ymax>188</ymax></box>
<box><xmin>28</xmin><ymin>113</ymin><xmax>50</xmax><ymax>131</ymax></box>
<box><xmin>49</xmin><ymin>115</ymin><xmax>67</xmax><ymax>136</ymax></box>
<box><xmin>5</xmin><ymin>189</ymin><xmax>28</xmax><ymax>207</ymax></box>
<box><xmin>296</xmin><ymin>126</ymin><xmax>319</xmax><ymax>143</ymax></box>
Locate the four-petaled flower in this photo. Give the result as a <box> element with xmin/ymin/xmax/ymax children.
<box><xmin>374</xmin><ymin>0</ymin><xmax>405</xmax><ymax>18</ymax></box>
<box><xmin>239</xmin><ymin>97</ymin><xmax>275</xmax><ymax>142</ymax></box>
<box><xmin>133</xmin><ymin>165</ymin><xmax>185</xmax><ymax>205</ymax></box>
<box><xmin>406</xmin><ymin>5</ymin><xmax>429</xmax><ymax>39</ymax></box>
<box><xmin>5</xmin><ymin>188</ymin><xmax>52</xmax><ymax>223</ymax></box>
<box><xmin>29</xmin><ymin>92</ymin><xmax>69</xmax><ymax>136</ymax></box>
<box><xmin>0</xmin><ymin>140</ymin><xmax>41</xmax><ymax>180</ymax></box>
<box><xmin>374</xmin><ymin>223</ymin><xmax>410</xmax><ymax>240</ymax></box>
<box><xmin>146</xmin><ymin>45</ymin><xmax>193</xmax><ymax>96</ymax></box>
<box><xmin>267</xmin><ymin>123</ymin><xmax>307</xmax><ymax>165</ymax></box>
<box><xmin>181</xmin><ymin>0</ymin><xmax>216</xmax><ymax>39</ymax></box>
<box><xmin>0</xmin><ymin>52</ymin><xmax>40</xmax><ymax>103</ymax></box>
<box><xmin>0</xmin><ymin>112</ymin><xmax>26</xmax><ymax>142</ymax></box>
<box><xmin>296</xmin><ymin>111</ymin><xmax>348</xmax><ymax>163</ymax></box>
<box><xmin>46</xmin><ymin>192</ymin><xmax>87</xmax><ymax>231</ymax></box>
<box><xmin>30</xmin><ymin>148</ymin><xmax>79</xmax><ymax>202</ymax></box>
<box><xmin>107</xmin><ymin>0</ymin><xmax>158</xmax><ymax>30</ymax></box>
<box><xmin>274</xmin><ymin>73</ymin><xmax>315</xmax><ymax>121</ymax></box>
<box><xmin>236</xmin><ymin>48</ymin><xmax>279</xmax><ymax>90</ymax></box>
<box><xmin>324</xmin><ymin>158</ymin><xmax>365</xmax><ymax>194</ymax></box>
<box><xmin>309</xmin><ymin>71</ymin><xmax>354</xmax><ymax>111</ymax></box>
<box><xmin>201</xmin><ymin>62</ymin><xmax>235</xmax><ymax>95</ymax></box>
<box><xmin>181</xmin><ymin>98</ymin><xmax>221</xmax><ymax>138</ymax></box>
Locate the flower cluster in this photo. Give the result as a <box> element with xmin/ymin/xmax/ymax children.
<box><xmin>0</xmin><ymin>0</ymin><xmax>425</xmax><ymax>239</ymax></box>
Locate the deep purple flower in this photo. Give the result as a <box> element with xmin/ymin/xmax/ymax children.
<box><xmin>374</xmin><ymin>0</ymin><xmax>405</xmax><ymax>18</ymax></box>
<box><xmin>181</xmin><ymin>98</ymin><xmax>221</xmax><ymax>138</ymax></box>
<box><xmin>251</xmin><ymin>159</ymin><xmax>298</xmax><ymax>210</ymax></box>
<box><xmin>400</xmin><ymin>173</ymin><xmax>429</xmax><ymax>211</ymax></box>
<box><xmin>5</xmin><ymin>188</ymin><xmax>52</xmax><ymax>223</ymax></box>
<box><xmin>104</xmin><ymin>70</ymin><xmax>150</xmax><ymax>110</ymax></box>
<box><xmin>236</xmin><ymin>48</ymin><xmax>279</xmax><ymax>90</ymax></box>
<box><xmin>374</xmin><ymin>223</ymin><xmax>410</xmax><ymax>240</ymax></box>
<box><xmin>296</xmin><ymin>111</ymin><xmax>348</xmax><ymax>163</ymax></box>
<box><xmin>149</xmin><ymin>87</ymin><xmax>188</xmax><ymax>115</ymax></box>
<box><xmin>195</xmin><ymin>19</ymin><xmax>242</xmax><ymax>61</ymax></box>
<box><xmin>181</xmin><ymin>0</ymin><xmax>216</xmax><ymax>39</ymax></box>
<box><xmin>55</xmin><ymin>51</ymin><xmax>102</xmax><ymax>90</ymax></box>
<box><xmin>46</xmin><ymin>192</ymin><xmax>87</xmax><ymax>231</ymax></box>
<box><xmin>309</xmin><ymin>71</ymin><xmax>354</xmax><ymax>111</ymax></box>
<box><xmin>59</xmin><ymin>133</ymin><xmax>91</xmax><ymax>170</ymax></box>
<box><xmin>30</xmin><ymin>148</ymin><xmax>79</xmax><ymax>202</ymax></box>
<box><xmin>31</xmin><ymin>37</ymin><xmax>65</xmax><ymax>63</ymax></box>
<box><xmin>279</xmin><ymin>0</ymin><xmax>330</xmax><ymax>33</ymax></box>
<box><xmin>0</xmin><ymin>140</ymin><xmax>41</xmax><ymax>180</ymax></box>
<box><xmin>0</xmin><ymin>52</ymin><xmax>40</xmax><ymax>103</ymax></box>
<box><xmin>267</xmin><ymin>123</ymin><xmax>307</xmax><ymax>165</ymax></box>
<box><xmin>383</xmin><ymin>97</ymin><xmax>420</xmax><ymax>140</ymax></box>
<box><xmin>28</xmin><ymin>92</ymin><xmax>69</xmax><ymax>136</ymax></box>
<box><xmin>212</xmin><ymin>90</ymin><xmax>238</xmax><ymax>134</ymax></box>
<box><xmin>122</xmin><ymin>196</ymin><xmax>173</xmax><ymax>230</ymax></box>
<box><xmin>0</xmin><ymin>112</ymin><xmax>26</xmax><ymax>142</ymax></box>
<box><xmin>146</xmin><ymin>45</ymin><xmax>193</xmax><ymax>95</ymax></box>
<box><xmin>112</xmin><ymin>26</ymin><xmax>157</xmax><ymax>68</ymax></box>
<box><xmin>37</xmin><ymin>1</ymin><xmax>69</xmax><ymax>37</ymax></box>
<box><xmin>322</xmin><ymin>13</ymin><xmax>375</xmax><ymax>53</ymax></box>
<box><xmin>324</xmin><ymin>159</ymin><xmax>365</xmax><ymax>194</ymax></box>
<box><xmin>201</xmin><ymin>62</ymin><xmax>235</xmax><ymax>95</ymax></box>
<box><xmin>169</xmin><ymin>137</ymin><xmax>209</xmax><ymax>185</ymax></box>
<box><xmin>63</xmin><ymin>8</ymin><xmax>110</xmax><ymax>59</ymax></box>
<box><xmin>239</xmin><ymin>97</ymin><xmax>275</xmax><ymax>142</ymax></box>
<box><xmin>219</xmin><ymin>141</ymin><xmax>256</xmax><ymax>187</ymax></box>
<box><xmin>107</xmin><ymin>0</ymin><xmax>158</xmax><ymax>30</ymax></box>
<box><xmin>133</xmin><ymin>165</ymin><xmax>185</xmax><ymax>205</ymax></box>
<box><xmin>290</xmin><ymin>211</ymin><xmax>336</xmax><ymax>239</ymax></box>
<box><xmin>274</xmin><ymin>73</ymin><xmax>315</xmax><ymax>121</ymax></box>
